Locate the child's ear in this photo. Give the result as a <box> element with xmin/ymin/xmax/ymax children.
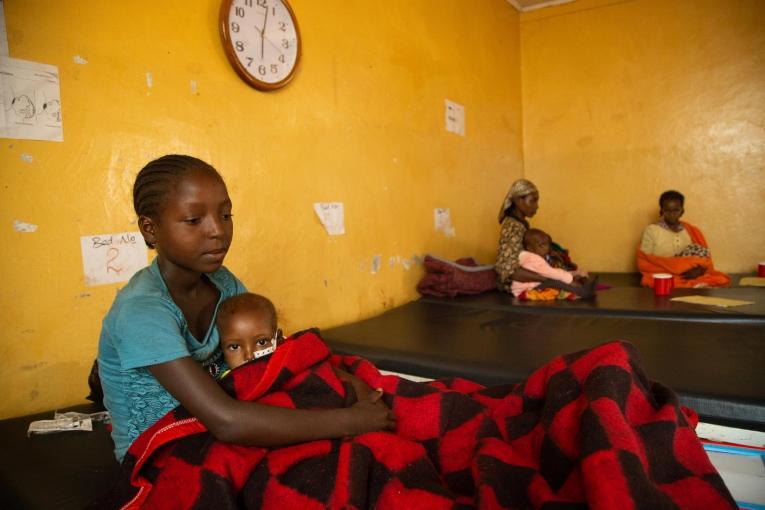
<box><xmin>138</xmin><ymin>216</ymin><xmax>157</xmax><ymax>248</ymax></box>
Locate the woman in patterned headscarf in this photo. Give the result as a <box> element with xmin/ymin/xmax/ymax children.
<box><xmin>495</xmin><ymin>179</ymin><xmax>542</xmax><ymax>292</ymax></box>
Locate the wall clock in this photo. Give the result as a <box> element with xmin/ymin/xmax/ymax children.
<box><xmin>219</xmin><ymin>0</ymin><xmax>301</xmax><ymax>91</ymax></box>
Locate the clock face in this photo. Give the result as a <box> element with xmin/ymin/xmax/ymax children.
<box><xmin>220</xmin><ymin>0</ymin><xmax>301</xmax><ymax>90</ymax></box>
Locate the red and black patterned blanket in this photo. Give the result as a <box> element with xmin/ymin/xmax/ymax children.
<box><xmin>114</xmin><ymin>330</ymin><xmax>734</xmax><ymax>509</ymax></box>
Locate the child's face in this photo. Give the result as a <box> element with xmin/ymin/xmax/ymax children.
<box><xmin>526</xmin><ymin>233</ymin><xmax>551</xmax><ymax>257</ymax></box>
<box><xmin>660</xmin><ymin>199</ymin><xmax>684</xmax><ymax>227</ymax></box>
<box><xmin>219</xmin><ymin>311</ymin><xmax>276</xmax><ymax>369</ymax></box>
<box><xmin>143</xmin><ymin>170</ymin><xmax>233</xmax><ymax>275</ymax></box>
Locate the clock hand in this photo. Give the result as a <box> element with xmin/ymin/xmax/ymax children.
<box><xmin>260</xmin><ymin>5</ymin><xmax>269</xmax><ymax>60</ymax></box>
<box><xmin>263</xmin><ymin>34</ymin><xmax>286</xmax><ymax>56</ymax></box>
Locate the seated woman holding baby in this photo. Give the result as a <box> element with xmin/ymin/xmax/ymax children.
<box><xmin>637</xmin><ymin>190</ymin><xmax>730</xmax><ymax>288</ymax></box>
<box><xmin>495</xmin><ymin>179</ymin><xmax>593</xmax><ymax>299</ymax></box>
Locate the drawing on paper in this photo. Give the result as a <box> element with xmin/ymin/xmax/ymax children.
<box><xmin>43</xmin><ymin>98</ymin><xmax>61</xmax><ymax>122</ymax></box>
<box><xmin>0</xmin><ymin>57</ymin><xmax>63</xmax><ymax>141</ymax></box>
<box><xmin>11</xmin><ymin>94</ymin><xmax>35</xmax><ymax>119</ymax></box>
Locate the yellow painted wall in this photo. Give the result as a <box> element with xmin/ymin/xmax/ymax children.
<box><xmin>521</xmin><ymin>0</ymin><xmax>765</xmax><ymax>272</ymax></box>
<box><xmin>0</xmin><ymin>1</ymin><xmax>523</xmax><ymax>418</ymax></box>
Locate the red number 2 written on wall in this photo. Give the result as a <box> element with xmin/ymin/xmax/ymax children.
<box><xmin>106</xmin><ymin>247</ymin><xmax>123</xmax><ymax>274</ymax></box>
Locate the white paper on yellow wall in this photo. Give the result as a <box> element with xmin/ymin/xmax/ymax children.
<box><xmin>434</xmin><ymin>208</ymin><xmax>455</xmax><ymax>237</ymax></box>
<box><xmin>0</xmin><ymin>56</ymin><xmax>63</xmax><ymax>141</ymax></box>
<box><xmin>0</xmin><ymin>1</ymin><xmax>9</xmax><ymax>57</ymax></box>
<box><xmin>80</xmin><ymin>232</ymin><xmax>148</xmax><ymax>286</ymax></box>
<box><xmin>313</xmin><ymin>202</ymin><xmax>345</xmax><ymax>236</ymax></box>
<box><xmin>444</xmin><ymin>99</ymin><xmax>465</xmax><ymax>136</ymax></box>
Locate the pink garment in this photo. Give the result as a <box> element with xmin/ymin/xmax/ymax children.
<box><xmin>511</xmin><ymin>251</ymin><xmax>574</xmax><ymax>297</ymax></box>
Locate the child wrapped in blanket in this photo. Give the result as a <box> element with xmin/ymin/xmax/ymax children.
<box><xmin>511</xmin><ymin>228</ymin><xmax>596</xmax><ymax>300</ymax></box>
<box><xmin>216</xmin><ymin>292</ymin><xmax>383</xmax><ymax>402</ymax></box>
<box><xmin>216</xmin><ymin>293</ymin><xmax>283</xmax><ymax>376</ymax></box>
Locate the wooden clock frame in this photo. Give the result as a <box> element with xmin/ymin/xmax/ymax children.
<box><xmin>219</xmin><ymin>0</ymin><xmax>302</xmax><ymax>91</ymax></box>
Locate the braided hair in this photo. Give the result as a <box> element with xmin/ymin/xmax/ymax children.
<box><xmin>133</xmin><ymin>155</ymin><xmax>223</xmax><ymax>248</ymax></box>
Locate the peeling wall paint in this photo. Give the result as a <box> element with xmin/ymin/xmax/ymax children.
<box><xmin>12</xmin><ymin>220</ymin><xmax>38</xmax><ymax>232</ymax></box>
<box><xmin>370</xmin><ymin>255</ymin><xmax>382</xmax><ymax>274</ymax></box>
<box><xmin>73</xmin><ymin>55</ymin><xmax>88</xmax><ymax>64</ymax></box>
<box><xmin>21</xmin><ymin>362</ymin><xmax>48</xmax><ymax>370</ymax></box>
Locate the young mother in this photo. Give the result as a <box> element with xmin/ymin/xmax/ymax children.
<box><xmin>495</xmin><ymin>178</ymin><xmax>592</xmax><ymax>298</ymax></box>
<box><xmin>98</xmin><ymin>155</ymin><xmax>393</xmax><ymax>463</ymax></box>
<box><xmin>495</xmin><ymin>179</ymin><xmax>543</xmax><ymax>293</ymax></box>
<box><xmin>637</xmin><ymin>190</ymin><xmax>730</xmax><ymax>288</ymax></box>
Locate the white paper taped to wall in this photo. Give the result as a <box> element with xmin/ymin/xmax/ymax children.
<box><xmin>434</xmin><ymin>208</ymin><xmax>455</xmax><ymax>237</ymax></box>
<box><xmin>0</xmin><ymin>56</ymin><xmax>63</xmax><ymax>141</ymax></box>
<box><xmin>80</xmin><ymin>231</ymin><xmax>148</xmax><ymax>286</ymax></box>
<box><xmin>313</xmin><ymin>202</ymin><xmax>345</xmax><ymax>236</ymax></box>
<box><xmin>0</xmin><ymin>1</ymin><xmax>8</xmax><ymax>57</ymax></box>
<box><xmin>444</xmin><ymin>98</ymin><xmax>465</xmax><ymax>136</ymax></box>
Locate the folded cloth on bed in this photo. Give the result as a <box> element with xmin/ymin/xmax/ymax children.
<box><xmin>417</xmin><ymin>254</ymin><xmax>497</xmax><ymax>297</ymax></box>
<box><xmin>111</xmin><ymin>330</ymin><xmax>735</xmax><ymax>509</ymax></box>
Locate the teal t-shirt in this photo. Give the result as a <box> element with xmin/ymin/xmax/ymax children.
<box><xmin>97</xmin><ymin>258</ymin><xmax>246</xmax><ymax>462</ymax></box>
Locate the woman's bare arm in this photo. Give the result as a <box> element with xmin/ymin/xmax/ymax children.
<box><xmin>150</xmin><ymin>357</ymin><xmax>394</xmax><ymax>446</ymax></box>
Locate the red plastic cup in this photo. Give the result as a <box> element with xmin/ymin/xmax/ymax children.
<box><xmin>758</xmin><ymin>262</ymin><xmax>765</xmax><ymax>277</ymax></box>
<box><xmin>653</xmin><ymin>273</ymin><xmax>674</xmax><ymax>296</ymax></box>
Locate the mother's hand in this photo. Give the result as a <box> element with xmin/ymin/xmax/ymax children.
<box><xmin>335</xmin><ymin>367</ymin><xmax>396</xmax><ymax>433</ymax></box>
<box><xmin>681</xmin><ymin>265</ymin><xmax>706</xmax><ymax>280</ymax></box>
<box><xmin>335</xmin><ymin>367</ymin><xmax>375</xmax><ymax>402</ymax></box>
<box><xmin>346</xmin><ymin>389</ymin><xmax>396</xmax><ymax>434</ymax></box>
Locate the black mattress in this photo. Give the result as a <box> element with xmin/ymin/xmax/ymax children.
<box><xmin>323</xmin><ymin>287</ymin><xmax>765</xmax><ymax>432</ymax></box>
<box><xmin>0</xmin><ymin>403</ymin><xmax>121</xmax><ymax>510</ymax></box>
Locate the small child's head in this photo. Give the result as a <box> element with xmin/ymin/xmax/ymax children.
<box><xmin>217</xmin><ymin>293</ymin><xmax>280</xmax><ymax>369</ymax></box>
<box><xmin>133</xmin><ymin>155</ymin><xmax>233</xmax><ymax>274</ymax></box>
<box><xmin>523</xmin><ymin>228</ymin><xmax>552</xmax><ymax>257</ymax></box>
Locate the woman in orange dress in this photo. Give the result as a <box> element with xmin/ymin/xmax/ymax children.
<box><xmin>637</xmin><ymin>190</ymin><xmax>730</xmax><ymax>288</ymax></box>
